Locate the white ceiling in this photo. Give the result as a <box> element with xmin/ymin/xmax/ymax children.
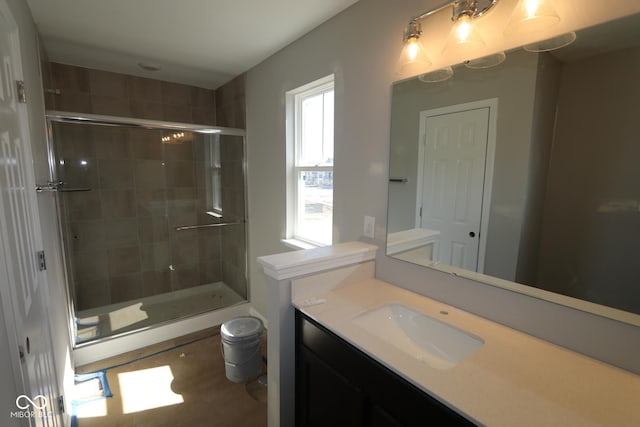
<box><xmin>26</xmin><ymin>0</ymin><xmax>359</xmax><ymax>89</ymax></box>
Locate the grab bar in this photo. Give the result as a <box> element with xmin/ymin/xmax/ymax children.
<box><xmin>175</xmin><ymin>221</ymin><xmax>244</xmax><ymax>231</ymax></box>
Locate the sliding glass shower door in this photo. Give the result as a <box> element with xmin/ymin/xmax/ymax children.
<box><xmin>49</xmin><ymin>115</ymin><xmax>247</xmax><ymax>343</ymax></box>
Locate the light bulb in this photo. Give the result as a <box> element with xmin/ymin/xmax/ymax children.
<box><xmin>442</xmin><ymin>13</ymin><xmax>485</xmax><ymax>58</ymax></box>
<box><xmin>406</xmin><ymin>37</ymin><xmax>419</xmax><ymax>61</ymax></box>
<box><xmin>396</xmin><ymin>35</ymin><xmax>431</xmax><ymax>77</ymax></box>
<box><xmin>504</xmin><ymin>0</ymin><xmax>560</xmax><ymax>36</ymax></box>
<box><xmin>525</xmin><ymin>0</ymin><xmax>540</xmax><ymax>18</ymax></box>
<box><xmin>454</xmin><ymin>15</ymin><xmax>473</xmax><ymax>44</ymax></box>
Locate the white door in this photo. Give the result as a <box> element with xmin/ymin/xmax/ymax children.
<box><xmin>0</xmin><ymin>3</ymin><xmax>61</xmax><ymax>426</ymax></box>
<box><xmin>419</xmin><ymin>105</ymin><xmax>491</xmax><ymax>271</ymax></box>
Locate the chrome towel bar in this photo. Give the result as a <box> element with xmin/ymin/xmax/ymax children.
<box><xmin>175</xmin><ymin>221</ymin><xmax>244</xmax><ymax>231</ymax></box>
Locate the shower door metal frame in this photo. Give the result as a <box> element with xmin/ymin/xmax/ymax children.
<box><xmin>44</xmin><ymin>110</ymin><xmax>249</xmax><ymax>347</ymax></box>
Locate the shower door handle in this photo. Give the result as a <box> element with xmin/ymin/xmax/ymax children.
<box><xmin>35</xmin><ymin>181</ymin><xmax>64</xmax><ymax>192</ymax></box>
<box><xmin>36</xmin><ymin>181</ymin><xmax>91</xmax><ymax>193</ymax></box>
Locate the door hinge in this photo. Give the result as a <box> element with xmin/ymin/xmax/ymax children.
<box><xmin>16</xmin><ymin>80</ymin><xmax>27</xmax><ymax>103</ymax></box>
<box><xmin>57</xmin><ymin>395</ymin><xmax>65</xmax><ymax>413</ymax></box>
<box><xmin>18</xmin><ymin>345</ymin><xmax>25</xmax><ymax>362</ymax></box>
<box><xmin>37</xmin><ymin>250</ymin><xmax>47</xmax><ymax>271</ymax></box>
<box><xmin>419</xmin><ymin>207</ymin><xmax>423</xmax><ymax>217</ymax></box>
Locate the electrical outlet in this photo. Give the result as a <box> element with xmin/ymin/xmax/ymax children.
<box><xmin>364</xmin><ymin>216</ymin><xmax>375</xmax><ymax>238</ymax></box>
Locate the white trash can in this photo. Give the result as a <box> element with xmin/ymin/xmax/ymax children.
<box><xmin>220</xmin><ymin>316</ymin><xmax>264</xmax><ymax>383</ymax></box>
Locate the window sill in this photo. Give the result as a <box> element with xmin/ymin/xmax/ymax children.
<box><xmin>281</xmin><ymin>238</ymin><xmax>323</xmax><ymax>251</ymax></box>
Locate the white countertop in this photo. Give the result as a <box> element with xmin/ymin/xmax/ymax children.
<box><xmin>293</xmin><ymin>278</ymin><xmax>640</xmax><ymax>427</ymax></box>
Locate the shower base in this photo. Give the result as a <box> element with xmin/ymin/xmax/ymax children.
<box><xmin>75</xmin><ymin>282</ymin><xmax>245</xmax><ymax>342</ymax></box>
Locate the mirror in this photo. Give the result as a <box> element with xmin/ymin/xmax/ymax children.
<box><xmin>386</xmin><ymin>13</ymin><xmax>640</xmax><ymax>321</ymax></box>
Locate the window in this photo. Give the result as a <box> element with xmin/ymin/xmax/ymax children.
<box><xmin>286</xmin><ymin>75</ymin><xmax>334</xmax><ymax>247</ymax></box>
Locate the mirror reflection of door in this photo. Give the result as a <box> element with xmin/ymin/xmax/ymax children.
<box><xmin>417</xmin><ymin>99</ymin><xmax>496</xmax><ymax>272</ymax></box>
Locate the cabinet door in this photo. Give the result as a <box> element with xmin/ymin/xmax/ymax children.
<box><xmin>297</xmin><ymin>347</ymin><xmax>366</xmax><ymax>427</ymax></box>
<box><xmin>371</xmin><ymin>404</ymin><xmax>404</xmax><ymax>427</ymax></box>
<box><xmin>296</xmin><ymin>311</ymin><xmax>477</xmax><ymax>427</ymax></box>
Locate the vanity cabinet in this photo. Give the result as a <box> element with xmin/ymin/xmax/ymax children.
<box><xmin>295</xmin><ymin>311</ymin><xmax>476</xmax><ymax>427</ymax></box>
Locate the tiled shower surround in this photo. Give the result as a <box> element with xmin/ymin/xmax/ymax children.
<box><xmin>45</xmin><ymin>63</ymin><xmax>247</xmax><ymax>312</ymax></box>
<box><xmin>46</xmin><ymin>62</ymin><xmax>217</xmax><ymax>124</ymax></box>
<box><xmin>54</xmin><ymin>123</ymin><xmax>247</xmax><ymax>310</ymax></box>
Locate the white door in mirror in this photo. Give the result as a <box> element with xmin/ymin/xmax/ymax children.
<box><xmin>420</xmin><ymin>106</ymin><xmax>490</xmax><ymax>271</ymax></box>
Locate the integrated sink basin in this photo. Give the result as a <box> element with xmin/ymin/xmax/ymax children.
<box><xmin>353</xmin><ymin>303</ymin><xmax>484</xmax><ymax>369</ymax></box>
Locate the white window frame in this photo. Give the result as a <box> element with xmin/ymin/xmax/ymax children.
<box><xmin>284</xmin><ymin>74</ymin><xmax>335</xmax><ymax>249</ymax></box>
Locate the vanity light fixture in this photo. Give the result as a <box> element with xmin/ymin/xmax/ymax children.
<box><xmin>161</xmin><ymin>131</ymin><xmax>189</xmax><ymax>144</ymax></box>
<box><xmin>397</xmin><ymin>0</ymin><xmax>497</xmax><ymax>77</ymax></box>
<box><xmin>399</xmin><ymin>0</ymin><xmax>567</xmax><ymax>78</ymax></box>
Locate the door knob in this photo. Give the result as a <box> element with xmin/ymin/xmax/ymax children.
<box><xmin>469</xmin><ymin>231</ymin><xmax>476</xmax><ymax>238</ymax></box>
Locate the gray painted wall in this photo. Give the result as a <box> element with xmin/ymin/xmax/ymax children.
<box><xmin>537</xmin><ymin>46</ymin><xmax>640</xmax><ymax>313</ymax></box>
<box><xmin>246</xmin><ymin>0</ymin><xmax>640</xmax><ymax>373</ymax></box>
<box><xmin>515</xmin><ymin>53</ymin><xmax>561</xmax><ymax>285</ymax></box>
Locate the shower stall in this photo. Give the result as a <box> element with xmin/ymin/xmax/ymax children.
<box><xmin>45</xmin><ymin>111</ymin><xmax>248</xmax><ymax>344</ymax></box>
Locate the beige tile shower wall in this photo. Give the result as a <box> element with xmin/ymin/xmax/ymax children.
<box><xmin>215</xmin><ymin>76</ymin><xmax>247</xmax><ymax>299</ymax></box>
<box><xmin>215</xmin><ymin>74</ymin><xmax>245</xmax><ymax>129</ymax></box>
<box><xmin>220</xmin><ymin>136</ymin><xmax>247</xmax><ymax>298</ymax></box>
<box><xmin>45</xmin><ymin>62</ymin><xmax>216</xmax><ymax>125</ymax></box>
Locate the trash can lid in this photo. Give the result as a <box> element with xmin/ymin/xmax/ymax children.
<box><xmin>221</xmin><ymin>316</ymin><xmax>264</xmax><ymax>341</ymax></box>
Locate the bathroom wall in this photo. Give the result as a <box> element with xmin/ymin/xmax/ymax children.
<box><xmin>245</xmin><ymin>0</ymin><xmax>640</xmax><ymax>373</ymax></box>
<box><xmin>215</xmin><ymin>74</ymin><xmax>246</xmax><ymax>129</ymax></box>
<box><xmin>45</xmin><ymin>62</ymin><xmax>216</xmax><ymax>124</ymax></box>
<box><xmin>537</xmin><ymin>46</ymin><xmax>640</xmax><ymax>313</ymax></box>
<box><xmin>215</xmin><ymin>74</ymin><xmax>248</xmax><ymax>296</ymax></box>
<box><xmin>514</xmin><ymin>53</ymin><xmax>561</xmax><ymax>286</ymax></box>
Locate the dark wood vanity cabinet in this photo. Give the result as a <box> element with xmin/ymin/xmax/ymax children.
<box><xmin>295</xmin><ymin>311</ymin><xmax>476</xmax><ymax>427</ymax></box>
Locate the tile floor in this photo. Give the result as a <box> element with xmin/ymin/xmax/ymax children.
<box><xmin>75</xmin><ymin>327</ymin><xmax>267</xmax><ymax>427</ymax></box>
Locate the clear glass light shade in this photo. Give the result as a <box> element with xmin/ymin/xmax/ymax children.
<box><xmin>523</xmin><ymin>32</ymin><xmax>576</xmax><ymax>52</ymax></box>
<box><xmin>419</xmin><ymin>66</ymin><xmax>454</xmax><ymax>83</ymax></box>
<box><xmin>396</xmin><ymin>36</ymin><xmax>432</xmax><ymax>76</ymax></box>
<box><xmin>464</xmin><ymin>51</ymin><xmax>506</xmax><ymax>69</ymax></box>
<box><xmin>442</xmin><ymin>14</ymin><xmax>486</xmax><ymax>58</ymax></box>
<box><xmin>504</xmin><ymin>0</ymin><xmax>560</xmax><ymax>36</ymax></box>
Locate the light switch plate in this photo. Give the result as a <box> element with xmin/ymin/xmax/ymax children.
<box><xmin>364</xmin><ymin>216</ymin><xmax>375</xmax><ymax>238</ymax></box>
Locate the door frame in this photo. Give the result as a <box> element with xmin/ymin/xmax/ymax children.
<box><xmin>415</xmin><ymin>98</ymin><xmax>498</xmax><ymax>273</ymax></box>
